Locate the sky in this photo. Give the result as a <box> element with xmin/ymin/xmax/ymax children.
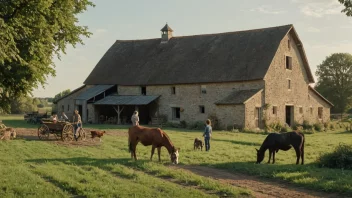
<box><xmin>32</xmin><ymin>0</ymin><xmax>352</xmax><ymax>97</ymax></box>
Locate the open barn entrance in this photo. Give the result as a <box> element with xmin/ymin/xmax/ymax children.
<box><xmin>285</xmin><ymin>105</ymin><xmax>294</xmax><ymax>126</ymax></box>
<box><xmin>93</xmin><ymin>95</ymin><xmax>160</xmax><ymax>125</ymax></box>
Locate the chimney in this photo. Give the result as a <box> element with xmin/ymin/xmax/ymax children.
<box><xmin>160</xmin><ymin>23</ymin><xmax>173</xmax><ymax>44</ymax></box>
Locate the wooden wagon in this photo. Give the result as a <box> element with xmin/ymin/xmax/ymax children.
<box><xmin>38</xmin><ymin>121</ymin><xmax>86</xmax><ymax>141</ymax></box>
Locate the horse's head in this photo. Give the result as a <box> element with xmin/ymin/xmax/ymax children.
<box><xmin>255</xmin><ymin>148</ymin><xmax>264</xmax><ymax>164</ymax></box>
<box><xmin>171</xmin><ymin>147</ymin><xmax>180</xmax><ymax>164</ymax></box>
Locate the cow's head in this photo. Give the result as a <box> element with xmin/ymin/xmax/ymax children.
<box><xmin>255</xmin><ymin>148</ymin><xmax>264</xmax><ymax>164</ymax></box>
<box><xmin>171</xmin><ymin>147</ymin><xmax>180</xmax><ymax>164</ymax></box>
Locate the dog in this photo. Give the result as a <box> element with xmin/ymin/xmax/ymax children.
<box><xmin>194</xmin><ymin>138</ymin><xmax>204</xmax><ymax>151</ymax></box>
<box><xmin>90</xmin><ymin>130</ymin><xmax>106</xmax><ymax>142</ymax></box>
<box><xmin>0</xmin><ymin>127</ymin><xmax>16</xmax><ymax>140</ymax></box>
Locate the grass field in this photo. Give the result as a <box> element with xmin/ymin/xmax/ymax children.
<box><xmin>1</xmin><ymin>115</ymin><xmax>352</xmax><ymax>197</ymax></box>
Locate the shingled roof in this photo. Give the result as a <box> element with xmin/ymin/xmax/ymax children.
<box><xmin>215</xmin><ymin>89</ymin><xmax>262</xmax><ymax>105</ymax></box>
<box><xmin>161</xmin><ymin>24</ymin><xmax>173</xmax><ymax>32</ymax></box>
<box><xmin>84</xmin><ymin>24</ymin><xmax>314</xmax><ymax>85</ymax></box>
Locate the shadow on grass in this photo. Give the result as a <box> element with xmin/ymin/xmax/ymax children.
<box><xmin>336</xmin><ymin>130</ymin><xmax>352</xmax><ymax>134</ymax></box>
<box><xmin>196</xmin><ymin>161</ymin><xmax>352</xmax><ymax>196</ymax></box>
<box><xmin>26</xmin><ymin>157</ymin><xmax>147</xmax><ymax>168</ymax></box>
<box><xmin>212</xmin><ymin>138</ymin><xmax>261</xmax><ymax>146</ymax></box>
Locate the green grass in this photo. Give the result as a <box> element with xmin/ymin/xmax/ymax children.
<box><xmin>0</xmin><ymin>115</ymin><xmax>251</xmax><ymax>198</ymax></box>
<box><xmin>1</xmin><ymin>115</ymin><xmax>352</xmax><ymax>197</ymax></box>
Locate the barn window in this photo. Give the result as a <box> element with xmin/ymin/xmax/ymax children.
<box><xmin>310</xmin><ymin>107</ymin><xmax>313</xmax><ymax>115</ymax></box>
<box><xmin>272</xmin><ymin>106</ymin><xmax>277</xmax><ymax>115</ymax></box>
<box><xmin>201</xmin><ymin>85</ymin><xmax>207</xmax><ymax>94</ymax></box>
<box><xmin>141</xmin><ymin>86</ymin><xmax>146</xmax><ymax>95</ymax></box>
<box><xmin>199</xmin><ymin>105</ymin><xmax>205</xmax><ymax>114</ymax></box>
<box><xmin>299</xmin><ymin>107</ymin><xmax>303</xmax><ymax>114</ymax></box>
<box><xmin>172</xmin><ymin>107</ymin><xmax>180</xmax><ymax>120</ymax></box>
<box><xmin>288</xmin><ymin>39</ymin><xmax>291</xmax><ymax>50</ymax></box>
<box><xmin>67</xmin><ymin>105</ymin><xmax>70</xmax><ymax>111</ymax></box>
<box><xmin>171</xmin><ymin>86</ymin><xmax>176</xmax><ymax>94</ymax></box>
<box><xmin>318</xmin><ymin>107</ymin><xmax>323</xmax><ymax>119</ymax></box>
<box><xmin>286</xmin><ymin>56</ymin><xmax>292</xmax><ymax>70</ymax></box>
<box><xmin>288</xmin><ymin>79</ymin><xmax>291</xmax><ymax>90</ymax></box>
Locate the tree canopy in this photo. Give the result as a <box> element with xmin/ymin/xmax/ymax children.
<box><xmin>339</xmin><ymin>0</ymin><xmax>352</xmax><ymax>16</ymax></box>
<box><xmin>0</xmin><ymin>0</ymin><xmax>94</xmax><ymax>113</ymax></box>
<box><xmin>53</xmin><ymin>89</ymin><xmax>71</xmax><ymax>102</ymax></box>
<box><xmin>315</xmin><ymin>53</ymin><xmax>352</xmax><ymax>113</ymax></box>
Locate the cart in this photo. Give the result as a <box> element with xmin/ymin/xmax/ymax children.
<box><xmin>38</xmin><ymin>121</ymin><xmax>86</xmax><ymax>141</ymax></box>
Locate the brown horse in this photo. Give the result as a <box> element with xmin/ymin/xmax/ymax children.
<box><xmin>128</xmin><ymin>126</ymin><xmax>180</xmax><ymax>164</ymax></box>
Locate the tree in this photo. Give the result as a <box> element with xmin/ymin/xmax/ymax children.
<box><xmin>53</xmin><ymin>89</ymin><xmax>71</xmax><ymax>102</ymax></box>
<box><xmin>10</xmin><ymin>96</ymin><xmax>38</xmax><ymax>114</ymax></box>
<box><xmin>0</xmin><ymin>0</ymin><xmax>95</xmax><ymax>113</ymax></box>
<box><xmin>339</xmin><ymin>0</ymin><xmax>352</xmax><ymax>16</ymax></box>
<box><xmin>315</xmin><ymin>53</ymin><xmax>352</xmax><ymax>113</ymax></box>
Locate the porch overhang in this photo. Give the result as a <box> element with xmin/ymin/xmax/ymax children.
<box><xmin>94</xmin><ymin>95</ymin><xmax>160</xmax><ymax>105</ymax></box>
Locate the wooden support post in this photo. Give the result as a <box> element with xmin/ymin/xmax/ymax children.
<box><xmin>113</xmin><ymin>105</ymin><xmax>124</xmax><ymax>125</ymax></box>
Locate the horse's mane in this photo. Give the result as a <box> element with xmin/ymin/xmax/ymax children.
<box><xmin>161</xmin><ymin>129</ymin><xmax>174</xmax><ymax>147</ymax></box>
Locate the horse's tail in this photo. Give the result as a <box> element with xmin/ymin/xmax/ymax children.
<box><xmin>299</xmin><ymin>132</ymin><xmax>305</xmax><ymax>152</ymax></box>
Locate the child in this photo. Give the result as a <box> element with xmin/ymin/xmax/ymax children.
<box><xmin>203</xmin><ymin>119</ymin><xmax>212</xmax><ymax>151</ymax></box>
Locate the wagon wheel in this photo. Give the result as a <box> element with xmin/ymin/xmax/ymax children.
<box><xmin>38</xmin><ymin>124</ymin><xmax>50</xmax><ymax>140</ymax></box>
<box><xmin>78</xmin><ymin>128</ymin><xmax>86</xmax><ymax>141</ymax></box>
<box><xmin>62</xmin><ymin>124</ymin><xmax>74</xmax><ymax>142</ymax></box>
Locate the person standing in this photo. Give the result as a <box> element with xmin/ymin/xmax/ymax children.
<box><xmin>203</xmin><ymin>119</ymin><xmax>212</xmax><ymax>151</ymax></box>
<box><xmin>73</xmin><ymin>110</ymin><xmax>82</xmax><ymax>140</ymax></box>
<box><xmin>131</xmin><ymin>111</ymin><xmax>139</xmax><ymax>126</ymax></box>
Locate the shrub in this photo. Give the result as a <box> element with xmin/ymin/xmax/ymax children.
<box><xmin>323</xmin><ymin>122</ymin><xmax>330</xmax><ymax>129</ymax></box>
<box><xmin>313</xmin><ymin>123</ymin><xmax>323</xmax><ymax>132</ymax></box>
<box><xmin>329</xmin><ymin>122</ymin><xmax>336</xmax><ymax>130</ymax></box>
<box><xmin>302</xmin><ymin>128</ymin><xmax>315</xmax><ymax>134</ymax></box>
<box><xmin>187</xmin><ymin>121</ymin><xmax>205</xmax><ymax>130</ymax></box>
<box><xmin>180</xmin><ymin>120</ymin><xmax>187</xmax><ymax>128</ymax></box>
<box><xmin>164</xmin><ymin>122</ymin><xmax>181</xmax><ymax>128</ymax></box>
<box><xmin>302</xmin><ymin>120</ymin><xmax>310</xmax><ymax>129</ymax></box>
<box><xmin>317</xmin><ymin>144</ymin><xmax>352</xmax><ymax>170</ymax></box>
<box><xmin>280</xmin><ymin>126</ymin><xmax>291</xmax><ymax>132</ymax></box>
<box><xmin>269</xmin><ymin>122</ymin><xmax>283</xmax><ymax>132</ymax></box>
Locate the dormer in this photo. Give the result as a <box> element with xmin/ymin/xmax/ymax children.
<box><xmin>160</xmin><ymin>23</ymin><xmax>173</xmax><ymax>44</ymax></box>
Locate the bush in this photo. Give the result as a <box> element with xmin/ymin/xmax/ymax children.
<box><xmin>317</xmin><ymin>144</ymin><xmax>352</xmax><ymax>170</ymax></box>
<box><xmin>314</xmin><ymin>123</ymin><xmax>323</xmax><ymax>132</ymax></box>
<box><xmin>164</xmin><ymin>122</ymin><xmax>181</xmax><ymax>128</ymax></box>
<box><xmin>323</xmin><ymin>122</ymin><xmax>330</xmax><ymax>129</ymax></box>
<box><xmin>280</xmin><ymin>126</ymin><xmax>291</xmax><ymax>132</ymax></box>
<box><xmin>329</xmin><ymin>122</ymin><xmax>336</xmax><ymax>130</ymax></box>
<box><xmin>268</xmin><ymin>122</ymin><xmax>283</xmax><ymax>132</ymax></box>
<box><xmin>180</xmin><ymin>120</ymin><xmax>187</xmax><ymax>128</ymax></box>
<box><xmin>187</xmin><ymin>121</ymin><xmax>205</xmax><ymax>130</ymax></box>
<box><xmin>302</xmin><ymin>129</ymin><xmax>315</xmax><ymax>134</ymax></box>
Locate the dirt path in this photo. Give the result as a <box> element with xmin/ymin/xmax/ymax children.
<box><xmin>174</xmin><ymin>165</ymin><xmax>347</xmax><ymax>198</ymax></box>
